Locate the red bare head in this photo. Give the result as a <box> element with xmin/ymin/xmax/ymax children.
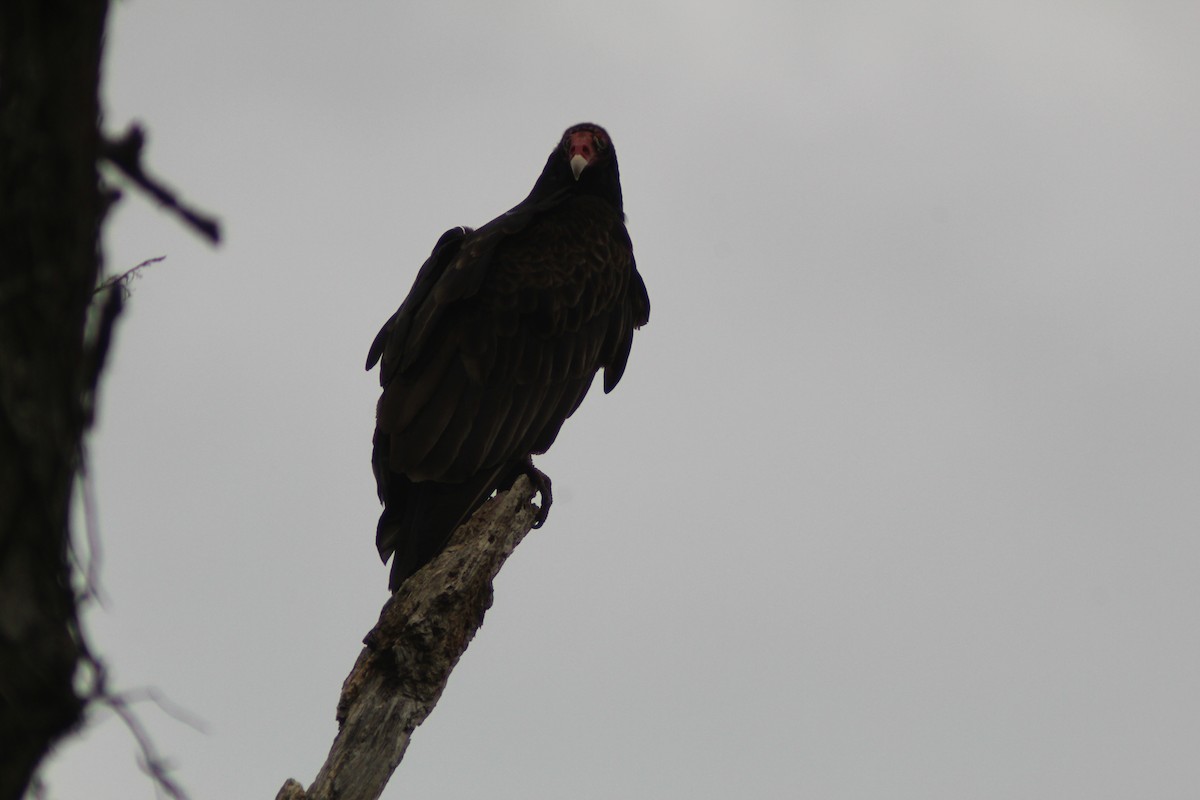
<box><xmin>562</xmin><ymin>123</ymin><xmax>611</xmax><ymax>180</ymax></box>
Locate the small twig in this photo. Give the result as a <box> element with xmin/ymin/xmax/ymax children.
<box><xmin>110</xmin><ymin>688</ymin><xmax>210</xmax><ymax>737</ymax></box>
<box><xmin>96</xmin><ymin>255</ymin><xmax>166</xmax><ymax>297</ymax></box>
<box><xmin>73</xmin><ymin>445</ymin><xmax>108</xmax><ymax>608</ymax></box>
<box><xmin>74</xmin><ymin>647</ymin><xmax>197</xmax><ymax>800</ymax></box>
<box><xmin>102</xmin><ymin>695</ymin><xmax>190</xmax><ymax>800</ymax></box>
<box><xmin>79</xmin><ymin>275</ymin><xmax>123</xmax><ymax>432</ymax></box>
<box><xmin>101</xmin><ymin>125</ymin><xmax>221</xmax><ymax>245</ymax></box>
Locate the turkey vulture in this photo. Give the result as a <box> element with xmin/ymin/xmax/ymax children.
<box><xmin>366</xmin><ymin>123</ymin><xmax>650</xmax><ymax>591</ymax></box>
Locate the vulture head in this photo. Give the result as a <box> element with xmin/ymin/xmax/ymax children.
<box><xmin>525</xmin><ymin>122</ymin><xmax>623</xmax><ymax>213</ymax></box>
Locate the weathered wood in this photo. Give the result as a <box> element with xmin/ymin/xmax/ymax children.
<box><xmin>277</xmin><ymin>476</ymin><xmax>540</xmax><ymax>800</ymax></box>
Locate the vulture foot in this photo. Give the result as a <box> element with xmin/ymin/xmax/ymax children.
<box><xmin>519</xmin><ymin>459</ymin><xmax>553</xmax><ymax>528</ymax></box>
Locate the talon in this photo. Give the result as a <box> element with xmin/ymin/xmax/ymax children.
<box><xmin>527</xmin><ymin>464</ymin><xmax>552</xmax><ymax>528</ymax></box>
<box><xmin>501</xmin><ymin>457</ymin><xmax>553</xmax><ymax>528</ymax></box>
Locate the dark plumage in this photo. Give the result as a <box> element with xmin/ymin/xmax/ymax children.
<box><xmin>366</xmin><ymin>123</ymin><xmax>650</xmax><ymax>591</ymax></box>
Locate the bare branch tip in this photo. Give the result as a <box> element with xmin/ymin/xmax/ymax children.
<box><xmin>102</xmin><ymin>123</ymin><xmax>222</xmax><ymax>245</ymax></box>
<box><xmin>275</xmin><ymin>779</ymin><xmax>308</xmax><ymax>800</ymax></box>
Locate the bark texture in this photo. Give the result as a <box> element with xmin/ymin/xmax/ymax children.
<box><xmin>276</xmin><ymin>477</ymin><xmax>540</xmax><ymax>800</ymax></box>
<box><xmin>0</xmin><ymin>3</ymin><xmax>110</xmax><ymax>799</ymax></box>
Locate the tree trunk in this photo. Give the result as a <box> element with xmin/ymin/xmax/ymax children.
<box><xmin>0</xmin><ymin>3</ymin><xmax>111</xmax><ymax>798</ymax></box>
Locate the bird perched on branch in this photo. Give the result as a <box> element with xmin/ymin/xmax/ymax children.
<box><xmin>366</xmin><ymin>123</ymin><xmax>650</xmax><ymax>592</ymax></box>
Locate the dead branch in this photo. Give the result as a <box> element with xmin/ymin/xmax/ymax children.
<box><xmin>276</xmin><ymin>475</ymin><xmax>540</xmax><ymax>800</ymax></box>
<box><xmin>101</xmin><ymin>125</ymin><xmax>221</xmax><ymax>245</ymax></box>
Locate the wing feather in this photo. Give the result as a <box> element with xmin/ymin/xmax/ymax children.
<box><xmin>391</xmin><ymin>358</ymin><xmax>469</xmax><ymax>475</ymax></box>
<box><xmin>367</xmin><ymin>226</ymin><xmax>469</xmax><ymax>378</ymax></box>
<box><xmin>454</xmin><ymin>379</ymin><xmax>516</xmax><ymax>474</ymax></box>
<box><xmin>418</xmin><ymin>374</ymin><xmax>485</xmax><ymax>479</ymax></box>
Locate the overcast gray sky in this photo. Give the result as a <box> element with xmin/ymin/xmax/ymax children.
<box><xmin>44</xmin><ymin>1</ymin><xmax>1200</xmax><ymax>798</ymax></box>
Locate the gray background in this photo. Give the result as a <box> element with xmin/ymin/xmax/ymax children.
<box><xmin>45</xmin><ymin>1</ymin><xmax>1200</xmax><ymax>798</ymax></box>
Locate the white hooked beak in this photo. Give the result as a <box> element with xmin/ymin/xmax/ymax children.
<box><xmin>570</xmin><ymin>153</ymin><xmax>588</xmax><ymax>180</ymax></box>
